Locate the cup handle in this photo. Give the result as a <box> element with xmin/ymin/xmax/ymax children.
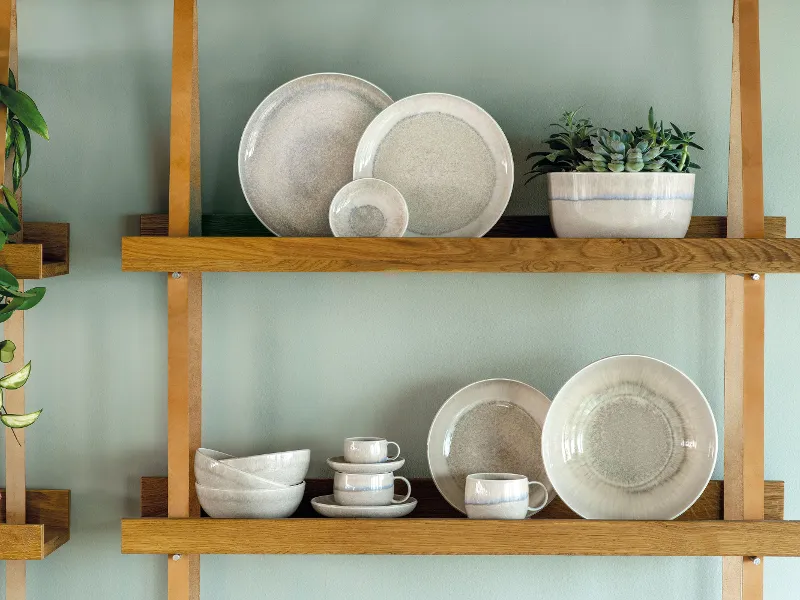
<box><xmin>392</xmin><ymin>476</ymin><xmax>412</xmax><ymax>504</ymax></box>
<box><xmin>527</xmin><ymin>481</ymin><xmax>549</xmax><ymax>513</ymax></box>
<box><xmin>387</xmin><ymin>441</ymin><xmax>401</xmax><ymax>460</ymax></box>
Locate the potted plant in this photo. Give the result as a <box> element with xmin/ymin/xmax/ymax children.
<box><xmin>525</xmin><ymin>108</ymin><xmax>702</xmax><ymax>238</ymax></box>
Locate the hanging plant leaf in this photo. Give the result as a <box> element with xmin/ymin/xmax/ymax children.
<box><xmin>5</xmin><ymin>121</ymin><xmax>11</xmax><ymax>159</ymax></box>
<box><xmin>1</xmin><ymin>409</ymin><xmax>42</xmax><ymax>429</ymax></box>
<box><xmin>17</xmin><ymin>286</ymin><xmax>45</xmax><ymax>310</ymax></box>
<box><xmin>0</xmin><ymin>339</ymin><xmax>16</xmax><ymax>363</ymax></box>
<box><xmin>0</xmin><ymin>268</ymin><xmax>18</xmax><ymax>289</ymax></box>
<box><xmin>19</xmin><ymin>122</ymin><xmax>31</xmax><ymax>177</ymax></box>
<box><xmin>0</xmin><ymin>296</ymin><xmax>25</xmax><ymax>319</ymax></box>
<box><xmin>0</xmin><ymin>360</ymin><xmax>30</xmax><ymax>389</ymax></box>
<box><xmin>0</xmin><ymin>202</ymin><xmax>20</xmax><ymax>234</ymax></box>
<box><xmin>0</xmin><ymin>85</ymin><xmax>48</xmax><ymax>140</ymax></box>
<box><xmin>2</xmin><ymin>185</ymin><xmax>18</xmax><ymax>216</ymax></box>
<box><xmin>8</xmin><ymin>69</ymin><xmax>16</xmax><ymax>91</ymax></box>
<box><xmin>12</xmin><ymin>148</ymin><xmax>21</xmax><ymax>191</ymax></box>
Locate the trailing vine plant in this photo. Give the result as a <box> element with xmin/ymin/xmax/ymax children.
<box><xmin>0</xmin><ymin>69</ymin><xmax>50</xmax><ymax>436</ymax></box>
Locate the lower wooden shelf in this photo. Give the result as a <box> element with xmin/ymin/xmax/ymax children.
<box><xmin>121</xmin><ymin>477</ymin><xmax>792</xmax><ymax>556</ymax></box>
<box><xmin>0</xmin><ymin>489</ymin><xmax>71</xmax><ymax>559</ymax></box>
<box><xmin>0</xmin><ymin>222</ymin><xmax>70</xmax><ymax>279</ymax></box>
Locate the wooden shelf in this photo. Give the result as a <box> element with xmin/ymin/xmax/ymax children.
<box><xmin>122</xmin><ymin>477</ymin><xmax>788</xmax><ymax>556</ymax></box>
<box><xmin>0</xmin><ymin>489</ymin><xmax>70</xmax><ymax>560</ymax></box>
<box><xmin>122</xmin><ymin>235</ymin><xmax>800</xmax><ymax>274</ymax></box>
<box><xmin>0</xmin><ymin>222</ymin><xmax>70</xmax><ymax>279</ymax></box>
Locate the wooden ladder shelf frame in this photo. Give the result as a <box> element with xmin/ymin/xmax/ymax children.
<box><xmin>136</xmin><ymin>1</ymin><xmax>778</xmax><ymax>599</ymax></box>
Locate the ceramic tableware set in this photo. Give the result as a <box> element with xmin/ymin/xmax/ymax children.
<box><xmin>238</xmin><ymin>73</ymin><xmax>513</xmax><ymax>239</ymax></box>
<box><xmin>428</xmin><ymin>355</ymin><xmax>718</xmax><ymax>521</ymax></box>
<box><xmin>194</xmin><ymin>448</ymin><xmax>310</xmax><ymax>518</ymax></box>
<box><xmin>312</xmin><ymin>437</ymin><xmax>418</xmax><ymax>518</ymax></box>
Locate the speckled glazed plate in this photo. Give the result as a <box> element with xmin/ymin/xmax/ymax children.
<box><xmin>329</xmin><ymin>178</ymin><xmax>409</xmax><ymax>237</ymax></box>
<box><xmin>311</xmin><ymin>495</ymin><xmax>417</xmax><ymax>518</ymax></box>
<box><xmin>542</xmin><ymin>355</ymin><xmax>717</xmax><ymax>520</ymax></box>
<box><xmin>427</xmin><ymin>379</ymin><xmax>553</xmax><ymax>515</ymax></box>
<box><xmin>353</xmin><ymin>93</ymin><xmax>513</xmax><ymax>237</ymax></box>
<box><xmin>238</xmin><ymin>73</ymin><xmax>392</xmax><ymax>236</ymax></box>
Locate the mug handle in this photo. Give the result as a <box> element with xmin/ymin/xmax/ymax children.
<box><xmin>527</xmin><ymin>481</ymin><xmax>549</xmax><ymax>513</ymax></box>
<box><xmin>387</xmin><ymin>441</ymin><xmax>401</xmax><ymax>460</ymax></box>
<box><xmin>392</xmin><ymin>476</ymin><xmax>412</xmax><ymax>504</ymax></box>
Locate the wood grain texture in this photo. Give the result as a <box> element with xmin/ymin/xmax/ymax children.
<box><xmin>140</xmin><ymin>477</ymin><xmax>784</xmax><ymax>521</ymax></box>
<box><xmin>121</xmin><ymin>518</ymin><xmax>800</xmax><ymax>557</ymax></box>
<box><xmin>122</xmin><ymin>236</ymin><xmax>800</xmax><ymax>274</ymax></box>
<box><xmin>139</xmin><ymin>214</ymin><xmax>788</xmax><ymax>240</ymax></box>
<box><xmin>0</xmin><ymin>489</ymin><xmax>71</xmax><ymax>529</ymax></box>
<box><xmin>0</xmin><ymin>488</ymin><xmax>70</xmax><ymax>560</ymax></box>
<box><xmin>0</xmin><ymin>224</ymin><xmax>71</xmax><ymax>279</ymax></box>
<box><xmin>24</xmin><ymin>223</ymin><xmax>70</xmax><ymax>265</ymax></box>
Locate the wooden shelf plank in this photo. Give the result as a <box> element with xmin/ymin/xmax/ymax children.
<box><xmin>0</xmin><ymin>223</ymin><xmax>70</xmax><ymax>279</ymax></box>
<box><xmin>139</xmin><ymin>214</ymin><xmax>788</xmax><ymax>240</ymax></box>
<box><xmin>0</xmin><ymin>489</ymin><xmax>70</xmax><ymax>559</ymax></box>
<box><xmin>121</xmin><ymin>518</ymin><xmax>800</xmax><ymax>557</ymax></box>
<box><xmin>122</xmin><ymin>236</ymin><xmax>800</xmax><ymax>274</ymax></box>
<box><xmin>141</xmin><ymin>477</ymin><xmax>785</xmax><ymax>521</ymax></box>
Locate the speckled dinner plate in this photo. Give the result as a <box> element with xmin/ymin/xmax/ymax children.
<box><xmin>238</xmin><ymin>73</ymin><xmax>392</xmax><ymax>236</ymax></box>
<box><xmin>353</xmin><ymin>93</ymin><xmax>513</xmax><ymax>237</ymax></box>
<box><xmin>427</xmin><ymin>379</ymin><xmax>553</xmax><ymax>515</ymax></box>
<box><xmin>542</xmin><ymin>355</ymin><xmax>717</xmax><ymax>520</ymax></box>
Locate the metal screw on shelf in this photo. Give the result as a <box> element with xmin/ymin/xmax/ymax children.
<box><xmin>751</xmin><ymin>274</ymin><xmax>761</xmax><ymax>281</ymax></box>
<box><xmin>172</xmin><ymin>554</ymin><xmax>182</xmax><ymax>561</ymax></box>
<box><xmin>172</xmin><ymin>272</ymin><xmax>182</xmax><ymax>279</ymax></box>
<box><xmin>750</xmin><ymin>556</ymin><xmax>762</xmax><ymax>566</ymax></box>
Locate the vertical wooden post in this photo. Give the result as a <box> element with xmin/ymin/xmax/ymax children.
<box><xmin>167</xmin><ymin>1</ymin><xmax>201</xmax><ymax>599</ymax></box>
<box><xmin>723</xmin><ymin>1</ymin><xmax>765</xmax><ymax>600</ymax></box>
<box><xmin>1</xmin><ymin>1</ymin><xmax>25</xmax><ymax>599</ymax></box>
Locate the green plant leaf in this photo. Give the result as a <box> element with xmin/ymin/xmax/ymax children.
<box><xmin>5</xmin><ymin>121</ymin><xmax>11</xmax><ymax>159</ymax></box>
<box><xmin>2</xmin><ymin>185</ymin><xmax>18</xmax><ymax>216</ymax></box>
<box><xmin>12</xmin><ymin>149</ymin><xmax>21</xmax><ymax>191</ymax></box>
<box><xmin>0</xmin><ymin>360</ymin><xmax>30</xmax><ymax>389</ymax></box>
<box><xmin>0</xmin><ymin>339</ymin><xmax>16</xmax><ymax>363</ymax></box>
<box><xmin>1</xmin><ymin>409</ymin><xmax>42</xmax><ymax>429</ymax></box>
<box><xmin>7</xmin><ymin>69</ymin><xmax>16</xmax><ymax>91</ymax></box>
<box><xmin>0</xmin><ymin>268</ymin><xmax>17</xmax><ymax>289</ymax></box>
<box><xmin>0</xmin><ymin>85</ymin><xmax>48</xmax><ymax>140</ymax></box>
<box><xmin>17</xmin><ymin>286</ymin><xmax>45</xmax><ymax>310</ymax></box>
<box><xmin>0</xmin><ymin>202</ymin><xmax>20</xmax><ymax>234</ymax></box>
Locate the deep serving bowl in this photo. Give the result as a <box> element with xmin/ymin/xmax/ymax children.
<box><xmin>220</xmin><ymin>449</ymin><xmax>310</xmax><ymax>486</ymax></box>
<box><xmin>196</xmin><ymin>481</ymin><xmax>306</xmax><ymax>519</ymax></box>
<box><xmin>195</xmin><ymin>448</ymin><xmax>287</xmax><ymax>490</ymax></box>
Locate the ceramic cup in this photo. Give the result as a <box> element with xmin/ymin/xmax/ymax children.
<box><xmin>333</xmin><ymin>472</ymin><xmax>412</xmax><ymax>506</ymax></box>
<box><xmin>344</xmin><ymin>437</ymin><xmax>401</xmax><ymax>464</ymax></box>
<box><xmin>464</xmin><ymin>473</ymin><xmax>549</xmax><ymax>520</ymax></box>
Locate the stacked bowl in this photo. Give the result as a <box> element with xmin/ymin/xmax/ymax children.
<box><xmin>194</xmin><ymin>448</ymin><xmax>309</xmax><ymax>518</ymax></box>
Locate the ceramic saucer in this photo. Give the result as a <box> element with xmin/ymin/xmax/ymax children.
<box><xmin>326</xmin><ymin>456</ymin><xmax>406</xmax><ymax>474</ymax></box>
<box><xmin>329</xmin><ymin>178</ymin><xmax>409</xmax><ymax>237</ymax></box>
<box><xmin>311</xmin><ymin>494</ymin><xmax>417</xmax><ymax>518</ymax></box>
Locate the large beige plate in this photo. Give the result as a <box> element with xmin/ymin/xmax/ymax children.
<box><xmin>353</xmin><ymin>93</ymin><xmax>513</xmax><ymax>237</ymax></box>
<box><xmin>238</xmin><ymin>73</ymin><xmax>392</xmax><ymax>236</ymax></box>
<box><xmin>427</xmin><ymin>379</ymin><xmax>553</xmax><ymax>515</ymax></box>
<box><xmin>542</xmin><ymin>355</ymin><xmax>717</xmax><ymax>520</ymax></box>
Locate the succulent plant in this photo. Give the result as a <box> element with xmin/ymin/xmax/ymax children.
<box><xmin>525</xmin><ymin>108</ymin><xmax>702</xmax><ymax>182</ymax></box>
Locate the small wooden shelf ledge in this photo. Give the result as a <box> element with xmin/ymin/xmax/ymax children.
<box><xmin>0</xmin><ymin>489</ymin><xmax>71</xmax><ymax>560</ymax></box>
<box><xmin>0</xmin><ymin>222</ymin><xmax>70</xmax><ymax>279</ymax></box>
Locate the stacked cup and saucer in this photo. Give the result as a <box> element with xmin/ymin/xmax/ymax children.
<box><xmin>311</xmin><ymin>437</ymin><xmax>417</xmax><ymax>518</ymax></box>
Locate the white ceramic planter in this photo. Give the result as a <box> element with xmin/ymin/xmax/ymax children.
<box><xmin>548</xmin><ymin>172</ymin><xmax>695</xmax><ymax>238</ymax></box>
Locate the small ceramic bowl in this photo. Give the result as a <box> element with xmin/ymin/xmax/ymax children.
<box><xmin>196</xmin><ymin>481</ymin><xmax>306</xmax><ymax>519</ymax></box>
<box><xmin>220</xmin><ymin>449</ymin><xmax>310</xmax><ymax>486</ymax></box>
<box><xmin>195</xmin><ymin>448</ymin><xmax>287</xmax><ymax>490</ymax></box>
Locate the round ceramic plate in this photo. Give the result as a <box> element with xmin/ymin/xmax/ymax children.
<box><xmin>329</xmin><ymin>179</ymin><xmax>409</xmax><ymax>237</ymax></box>
<box><xmin>326</xmin><ymin>456</ymin><xmax>406</xmax><ymax>474</ymax></box>
<box><xmin>353</xmin><ymin>93</ymin><xmax>513</xmax><ymax>237</ymax></box>
<box><xmin>542</xmin><ymin>355</ymin><xmax>717</xmax><ymax>520</ymax></box>
<box><xmin>427</xmin><ymin>379</ymin><xmax>553</xmax><ymax>515</ymax></box>
<box><xmin>311</xmin><ymin>494</ymin><xmax>417</xmax><ymax>518</ymax></box>
<box><xmin>238</xmin><ymin>73</ymin><xmax>392</xmax><ymax>236</ymax></box>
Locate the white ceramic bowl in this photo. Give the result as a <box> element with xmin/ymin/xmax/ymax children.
<box><xmin>195</xmin><ymin>448</ymin><xmax>288</xmax><ymax>490</ymax></box>
<box><xmin>196</xmin><ymin>481</ymin><xmax>306</xmax><ymax>519</ymax></box>
<box><xmin>220</xmin><ymin>449</ymin><xmax>310</xmax><ymax>486</ymax></box>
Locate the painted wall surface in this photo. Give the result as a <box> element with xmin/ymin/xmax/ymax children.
<box><xmin>1</xmin><ymin>0</ymin><xmax>799</xmax><ymax>598</ymax></box>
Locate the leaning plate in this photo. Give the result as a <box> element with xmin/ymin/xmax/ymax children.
<box><xmin>239</xmin><ymin>73</ymin><xmax>392</xmax><ymax>236</ymax></box>
<box><xmin>326</xmin><ymin>456</ymin><xmax>406</xmax><ymax>474</ymax></box>
<box><xmin>311</xmin><ymin>495</ymin><xmax>417</xmax><ymax>518</ymax></box>
<box><xmin>329</xmin><ymin>179</ymin><xmax>409</xmax><ymax>237</ymax></box>
<box><xmin>542</xmin><ymin>355</ymin><xmax>717</xmax><ymax>520</ymax></box>
<box><xmin>353</xmin><ymin>93</ymin><xmax>513</xmax><ymax>237</ymax></box>
<box><xmin>427</xmin><ymin>379</ymin><xmax>553</xmax><ymax>515</ymax></box>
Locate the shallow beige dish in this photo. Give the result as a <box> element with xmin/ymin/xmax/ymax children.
<box><xmin>220</xmin><ymin>449</ymin><xmax>310</xmax><ymax>485</ymax></box>
<box><xmin>354</xmin><ymin>93</ymin><xmax>513</xmax><ymax>237</ymax></box>
<box><xmin>427</xmin><ymin>379</ymin><xmax>554</xmax><ymax>515</ymax></box>
<box><xmin>238</xmin><ymin>73</ymin><xmax>392</xmax><ymax>236</ymax></box>
<box><xmin>195</xmin><ymin>448</ymin><xmax>287</xmax><ymax>490</ymax></box>
<box><xmin>196</xmin><ymin>481</ymin><xmax>306</xmax><ymax>519</ymax></box>
<box><xmin>311</xmin><ymin>494</ymin><xmax>417</xmax><ymax>518</ymax></box>
<box><xmin>542</xmin><ymin>355</ymin><xmax>717</xmax><ymax>520</ymax></box>
<box><xmin>329</xmin><ymin>178</ymin><xmax>409</xmax><ymax>237</ymax></box>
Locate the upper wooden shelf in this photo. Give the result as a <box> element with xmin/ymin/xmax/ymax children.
<box><xmin>0</xmin><ymin>489</ymin><xmax>71</xmax><ymax>560</ymax></box>
<box><xmin>123</xmin><ymin>214</ymin><xmax>799</xmax><ymax>274</ymax></box>
<box><xmin>0</xmin><ymin>222</ymin><xmax>70</xmax><ymax>279</ymax></box>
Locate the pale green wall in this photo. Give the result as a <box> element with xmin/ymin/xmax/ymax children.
<box><xmin>1</xmin><ymin>0</ymin><xmax>799</xmax><ymax>598</ymax></box>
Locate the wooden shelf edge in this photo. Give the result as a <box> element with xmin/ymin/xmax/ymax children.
<box><xmin>0</xmin><ymin>222</ymin><xmax>70</xmax><ymax>279</ymax></box>
<box><xmin>122</xmin><ymin>236</ymin><xmax>800</xmax><ymax>274</ymax></box>
<box><xmin>0</xmin><ymin>488</ymin><xmax>71</xmax><ymax>558</ymax></box>
<box><xmin>121</xmin><ymin>518</ymin><xmax>800</xmax><ymax>557</ymax></box>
